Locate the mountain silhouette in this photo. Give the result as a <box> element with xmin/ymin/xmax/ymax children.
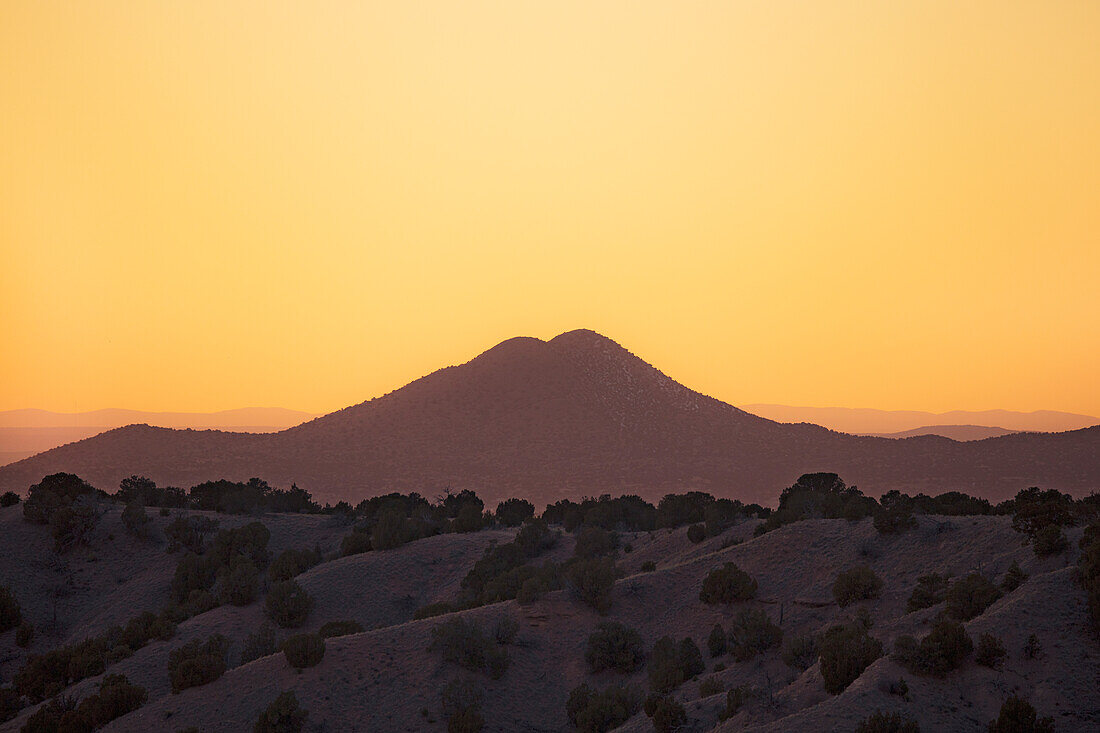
<box><xmin>0</xmin><ymin>329</ymin><xmax>1096</xmax><ymax>506</ymax></box>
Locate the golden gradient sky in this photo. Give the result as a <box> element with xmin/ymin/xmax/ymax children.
<box><xmin>2</xmin><ymin>1</ymin><xmax>1098</xmax><ymax>416</ymax></box>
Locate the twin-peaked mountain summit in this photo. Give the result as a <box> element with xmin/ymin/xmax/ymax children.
<box><xmin>0</xmin><ymin>330</ymin><xmax>1096</xmax><ymax>505</ymax></box>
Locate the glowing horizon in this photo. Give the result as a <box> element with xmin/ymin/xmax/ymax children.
<box><xmin>2</xmin><ymin>1</ymin><xmax>1098</xmax><ymax>416</ymax></box>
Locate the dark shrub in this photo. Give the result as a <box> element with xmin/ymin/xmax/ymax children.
<box><xmin>240</xmin><ymin>623</ymin><xmax>277</xmax><ymax>665</ymax></box>
<box><xmin>975</xmin><ymin>633</ymin><xmax>1006</xmax><ymax>668</ymax></box>
<box><xmin>170</xmin><ymin>552</ymin><xmax>216</xmax><ymax>605</ymax></box>
<box><xmin>818</xmin><ymin>624</ymin><xmax>883</xmax><ymax>694</ymax></box>
<box><xmin>319</xmin><ymin>620</ymin><xmax>364</xmax><ymax>638</ymax></box>
<box><xmin>218</xmin><ymin>557</ymin><xmax>260</xmax><ymax>606</ymax></box>
<box><xmin>856</xmin><ymin>710</ymin><xmax>920</xmax><ymax>732</ymax></box>
<box><xmin>1000</xmin><ymin>561</ymin><xmax>1028</xmax><ymax>592</ymax></box>
<box><xmin>647</xmin><ymin>637</ymin><xmax>684</xmax><ymax>694</ymax></box>
<box><xmin>645</xmin><ymin>694</ymin><xmax>687</xmax><ymax>733</ymax></box>
<box><xmin>906</xmin><ymin>573</ymin><xmax>949</xmax><ymax>612</ymax></box>
<box><xmin>687</xmin><ymin>524</ymin><xmax>706</xmax><ymax>543</ymax></box>
<box><xmin>121</xmin><ymin>501</ymin><xmax>150</xmax><ymax>538</ymax></box>
<box><xmin>944</xmin><ymin>574</ymin><xmax>1002</xmax><ymax>621</ymax></box>
<box><xmin>573</xmin><ymin>527</ymin><xmax>619</xmax><ymax>559</ymax></box>
<box><xmin>48</xmin><ymin>499</ymin><xmax>100</xmax><ymax>553</ymax></box>
<box><xmin>208</xmin><ymin>522</ymin><xmax>271</xmax><ymax>568</ymax></box>
<box><xmin>0</xmin><ymin>585</ymin><xmax>21</xmax><ymax>633</ymax></box>
<box><xmin>0</xmin><ymin>687</ymin><xmax>19</xmax><ymax>724</ymax></box>
<box><xmin>266</xmin><ymin>580</ymin><xmax>314</xmax><ymax>628</ymax></box>
<box><xmin>442</xmin><ymin>677</ymin><xmax>484</xmax><ymax>733</ymax></box>
<box><xmin>640</xmin><ymin>561</ymin><xmax>656</xmax><ymax>572</ymax></box>
<box><xmin>566</xmin><ymin>683</ymin><xmax>642</xmax><ymax>733</ymax></box>
<box><xmin>495</xmin><ymin>498</ymin><xmax>535</xmax><ymax>527</ymax></box>
<box><xmin>874</xmin><ymin>503</ymin><xmax>917</xmax><ymax>535</ymax></box>
<box><xmin>1023</xmin><ymin>634</ymin><xmax>1041</xmax><ymax>659</ymax></box>
<box><xmin>1032</xmin><ymin>525</ymin><xmax>1068</xmax><ymax>557</ymax></box>
<box><xmin>782</xmin><ymin>634</ymin><xmax>817</xmax><ymax>671</ymax></box>
<box><xmin>340</xmin><ymin>528</ymin><xmax>372</xmax><ymax>557</ymax></box>
<box><xmin>165</xmin><ymin>515</ymin><xmax>218</xmax><ymax>554</ymax></box>
<box><xmin>21</xmin><ymin>695</ymin><xmax>76</xmax><ymax>732</ymax></box>
<box><xmin>23</xmin><ymin>473</ymin><xmax>97</xmax><ymax>525</ymax></box>
<box><xmin>0</xmin><ymin>491</ymin><xmax>19</xmax><ymax>507</ymax></box>
<box><xmin>893</xmin><ymin>620</ymin><xmax>972</xmax><ymax>677</ymax></box>
<box><xmin>514</xmin><ymin>518</ymin><xmax>558</xmax><ymax>556</ymax></box>
<box><xmin>429</xmin><ymin>618</ymin><xmax>509</xmax><ymax>679</ymax></box>
<box><xmin>167</xmin><ymin>635</ymin><xmax>229</xmax><ymax>693</ymax></box>
<box><xmin>371</xmin><ymin>507</ymin><xmax>411</xmax><ymax>550</ymax></box>
<box><xmin>493</xmin><ymin>617</ymin><xmax>519</xmax><ymax>645</ymax></box>
<box><xmin>717</xmin><ymin>685</ymin><xmax>751</xmax><ymax>721</ymax></box>
<box><xmin>727</xmin><ymin>608</ymin><xmax>782</xmax><ymax>661</ymax></box>
<box><xmin>987</xmin><ymin>696</ymin><xmax>1054</xmax><ymax>732</ymax></box>
<box><xmin>282</xmin><ymin>633</ymin><xmax>325</xmax><ymax>669</ymax></box>
<box><xmin>585</xmin><ymin>622</ymin><xmax>645</xmax><ymax>673</ymax></box>
<box><xmin>16</xmin><ymin>621</ymin><xmax>34</xmax><ymax>648</ymax></box>
<box><xmin>255</xmin><ymin>691</ymin><xmax>307</xmax><ymax>733</ymax></box>
<box><xmin>707</xmin><ymin>623</ymin><xmax>727</xmax><ymax>658</ymax></box>
<box><xmin>678</xmin><ymin>637</ymin><xmax>705</xmax><ymax>679</ymax></box>
<box><xmin>699</xmin><ymin>676</ymin><xmax>724</xmax><ymax>697</ymax></box>
<box><xmin>833</xmin><ymin>566</ymin><xmax>883</xmax><ymax>607</ymax></box>
<box><xmin>566</xmin><ymin>557</ymin><xmax>616</xmax><ymax>613</ymax></box>
<box><xmin>699</xmin><ymin>563</ymin><xmax>757</xmax><ymax>604</ymax></box>
<box><xmin>754</xmin><ymin>473</ymin><xmax>875</xmax><ymax>535</ymax></box>
<box><xmin>66</xmin><ymin>674</ymin><xmax>148</xmax><ymax>729</ymax></box>
<box><xmin>268</xmin><ymin>547</ymin><xmax>322</xmax><ymax>582</ymax></box>
<box><xmin>1010</xmin><ymin>487</ymin><xmax>1077</xmax><ymax>537</ymax></box>
<box><xmin>452</xmin><ymin>504</ymin><xmax>485</xmax><ymax>534</ymax></box>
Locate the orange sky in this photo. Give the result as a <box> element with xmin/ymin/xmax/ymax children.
<box><xmin>2</xmin><ymin>1</ymin><xmax>1098</xmax><ymax>416</ymax></box>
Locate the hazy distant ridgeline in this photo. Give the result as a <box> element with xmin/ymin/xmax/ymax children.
<box><xmin>742</xmin><ymin>404</ymin><xmax>1099</xmax><ymax>434</ymax></box>
<box><xmin>0</xmin><ymin>330</ymin><xmax>1097</xmax><ymax>507</ymax></box>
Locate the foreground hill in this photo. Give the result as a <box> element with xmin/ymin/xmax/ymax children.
<box><xmin>1</xmin><ymin>502</ymin><xmax>1095</xmax><ymax>732</ymax></box>
<box><xmin>1</xmin><ymin>330</ymin><xmax>1098</xmax><ymax>506</ymax></box>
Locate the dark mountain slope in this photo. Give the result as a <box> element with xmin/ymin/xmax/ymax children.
<box><xmin>0</xmin><ymin>330</ymin><xmax>1096</xmax><ymax>506</ymax></box>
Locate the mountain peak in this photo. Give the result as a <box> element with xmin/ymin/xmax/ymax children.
<box><xmin>547</xmin><ymin>328</ymin><xmax>620</xmax><ymax>351</ymax></box>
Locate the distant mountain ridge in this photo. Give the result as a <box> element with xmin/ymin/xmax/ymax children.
<box><xmin>0</xmin><ymin>330</ymin><xmax>1097</xmax><ymax>506</ymax></box>
<box><xmin>742</xmin><ymin>404</ymin><xmax>1098</xmax><ymax>434</ymax></box>
<box><xmin>864</xmin><ymin>425</ymin><xmax>1018</xmax><ymax>441</ymax></box>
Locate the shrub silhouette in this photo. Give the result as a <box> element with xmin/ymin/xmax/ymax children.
<box><xmin>687</xmin><ymin>524</ymin><xmax>706</xmax><ymax>543</ymax></box>
<box><xmin>16</xmin><ymin>621</ymin><xmax>34</xmax><ymax>648</ymax></box>
<box><xmin>0</xmin><ymin>585</ymin><xmax>21</xmax><ymax>633</ymax></box>
<box><xmin>644</xmin><ymin>694</ymin><xmax>687</xmax><ymax>733</ymax></box>
<box><xmin>975</xmin><ymin>633</ymin><xmax>1006</xmax><ymax>668</ymax></box>
<box><xmin>699</xmin><ymin>676</ymin><xmax>724</xmax><ymax>697</ymax></box>
<box><xmin>1000</xmin><ymin>561</ymin><xmax>1028</xmax><ymax>592</ymax></box>
<box><xmin>218</xmin><ymin>557</ymin><xmax>260</xmax><ymax>606</ymax></box>
<box><xmin>754</xmin><ymin>473</ymin><xmax>875</xmax><ymax>535</ymax></box>
<box><xmin>906</xmin><ymin>573</ymin><xmax>949</xmax><ymax>612</ymax></box>
<box><xmin>728</xmin><ymin>608</ymin><xmax>782</xmax><ymax>661</ymax></box>
<box><xmin>873</xmin><ymin>503</ymin><xmax>917</xmax><ymax>535</ymax></box>
<box><xmin>429</xmin><ymin>618</ymin><xmax>509</xmax><ymax>679</ymax></box>
<box><xmin>452</xmin><ymin>504</ymin><xmax>485</xmax><ymax>534</ymax></box>
<box><xmin>678</xmin><ymin>637</ymin><xmax>705</xmax><ymax>679</ymax></box>
<box><xmin>495</xmin><ymin>498</ymin><xmax>535</xmax><ymax>527</ymax></box>
<box><xmin>0</xmin><ymin>491</ymin><xmax>19</xmax><ymax>507</ymax></box>
<box><xmin>573</xmin><ymin>527</ymin><xmax>619</xmax><ymax>560</ymax></box>
<box><xmin>442</xmin><ymin>677</ymin><xmax>485</xmax><ymax>733</ymax></box>
<box><xmin>340</xmin><ymin>528</ymin><xmax>372</xmax><ymax>556</ymax></box>
<box><xmin>1010</xmin><ymin>487</ymin><xmax>1077</xmax><ymax>538</ymax></box>
<box><xmin>566</xmin><ymin>557</ymin><xmax>617</xmax><ymax>613</ymax></box>
<box><xmin>1032</xmin><ymin>525</ymin><xmax>1068</xmax><ymax>557</ymax></box>
<box><xmin>371</xmin><ymin>507</ymin><xmax>411</xmax><ymax>550</ymax></box>
<box><xmin>48</xmin><ymin>498</ymin><xmax>100</xmax><ymax>553</ymax></box>
<box><xmin>282</xmin><ymin>632</ymin><xmax>325</xmax><ymax>669</ymax></box>
<box><xmin>21</xmin><ymin>695</ymin><xmax>77</xmax><ymax>732</ymax></box>
<box><xmin>583</xmin><ymin>621</ymin><xmax>645</xmax><ymax>673</ymax></box>
<box><xmin>944</xmin><ymin>574</ymin><xmax>1002</xmax><ymax>621</ymax></box>
<box><xmin>167</xmin><ymin>635</ymin><xmax>229</xmax><ymax>693</ymax></box>
<box><xmin>566</xmin><ymin>683</ymin><xmax>642</xmax><ymax>733</ymax></box>
<box><xmin>856</xmin><ymin>710</ymin><xmax>920</xmax><ymax>732</ymax></box>
<box><xmin>987</xmin><ymin>696</ymin><xmax>1054</xmax><ymax>732</ymax></box>
<box><xmin>893</xmin><ymin>620</ymin><xmax>972</xmax><ymax>677</ymax></box>
<box><xmin>699</xmin><ymin>563</ymin><xmax>757</xmax><ymax>604</ymax></box>
<box><xmin>1023</xmin><ymin>633</ymin><xmax>1041</xmax><ymax>659</ymax></box>
<box><xmin>493</xmin><ymin>617</ymin><xmax>519</xmax><ymax>645</ymax></box>
<box><xmin>647</xmin><ymin>637</ymin><xmax>685</xmax><ymax>694</ymax></box>
<box><xmin>640</xmin><ymin>561</ymin><xmax>656</xmax><ymax>572</ymax></box>
<box><xmin>268</xmin><ymin>547</ymin><xmax>322</xmax><ymax>582</ymax></box>
<box><xmin>319</xmin><ymin>620</ymin><xmax>364</xmax><ymax>639</ymax></box>
<box><xmin>165</xmin><ymin>515</ymin><xmax>218</xmax><ymax>554</ymax></box>
<box><xmin>707</xmin><ymin>623</ymin><xmax>727</xmax><ymax>658</ymax></box>
<box><xmin>121</xmin><ymin>501</ymin><xmax>150</xmax><ymax>538</ymax></box>
<box><xmin>717</xmin><ymin>685</ymin><xmax>751</xmax><ymax>721</ymax></box>
<box><xmin>254</xmin><ymin>691</ymin><xmax>307</xmax><ymax>733</ymax></box>
<box><xmin>240</xmin><ymin>623</ymin><xmax>277</xmax><ymax>665</ymax></box>
<box><xmin>0</xmin><ymin>687</ymin><xmax>19</xmax><ymax>724</ymax></box>
<box><xmin>265</xmin><ymin>580</ymin><xmax>314</xmax><ymax>628</ymax></box>
<box><xmin>833</xmin><ymin>566</ymin><xmax>883</xmax><ymax>607</ymax></box>
<box><xmin>818</xmin><ymin>624</ymin><xmax>883</xmax><ymax>694</ymax></box>
<box><xmin>782</xmin><ymin>634</ymin><xmax>817</xmax><ymax>671</ymax></box>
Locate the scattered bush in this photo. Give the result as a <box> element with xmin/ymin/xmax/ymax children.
<box><xmin>0</xmin><ymin>687</ymin><xmax>19</xmax><ymax>724</ymax></box>
<box><xmin>0</xmin><ymin>585</ymin><xmax>21</xmax><ymax>633</ymax></box>
<box><xmin>585</xmin><ymin>621</ymin><xmax>645</xmax><ymax>674</ymax></box>
<box><xmin>495</xmin><ymin>498</ymin><xmax>535</xmax><ymax>527</ymax></box>
<box><xmin>1023</xmin><ymin>634</ymin><xmax>1041</xmax><ymax>659</ymax></box>
<box><xmin>16</xmin><ymin>621</ymin><xmax>34</xmax><ymax>648</ymax></box>
<box><xmin>699</xmin><ymin>562</ymin><xmax>757</xmax><ymax>604</ymax></box>
<box><xmin>640</xmin><ymin>561</ymin><xmax>656</xmax><ymax>572</ymax></box>
<box><xmin>1032</xmin><ymin>525</ymin><xmax>1068</xmax><ymax>557</ymax></box>
<box><xmin>874</xmin><ymin>503</ymin><xmax>917</xmax><ymax>535</ymax></box>
<box><xmin>678</xmin><ymin>637</ymin><xmax>705</xmax><ymax>679</ymax></box>
<box><xmin>493</xmin><ymin>617</ymin><xmax>519</xmax><ymax>645</ymax></box>
<box><xmin>268</xmin><ymin>547</ymin><xmax>323</xmax><ymax>582</ymax></box>
<box><xmin>754</xmin><ymin>473</ymin><xmax>876</xmax><ymax>535</ymax></box>
<box><xmin>975</xmin><ymin>633</ymin><xmax>1006</xmax><ymax>669</ymax></box>
<box><xmin>893</xmin><ymin>620</ymin><xmax>972</xmax><ymax>677</ymax></box>
<box><xmin>319</xmin><ymin>620</ymin><xmax>364</xmax><ymax>639</ymax></box>
<box><xmin>1000</xmin><ymin>561</ymin><xmax>1028</xmax><ymax>592</ymax></box>
<box><xmin>647</xmin><ymin>636</ymin><xmax>702</xmax><ymax>693</ymax></box>
<box><xmin>833</xmin><ymin>566</ymin><xmax>883</xmax><ymax>607</ymax></box>
<box><xmin>265</xmin><ymin>580</ymin><xmax>314</xmax><ymax>628</ymax></box>
<box><xmin>644</xmin><ymin>694</ymin><xmax>687</xmax><ymax>733</ymax></box>
<box><xmin>452</xmin><ymin>504</ymin><xmax>485</xmax><ymax>534</ymax></box>
<box><xmin>699</xmin><ymin>676</ymin><xmax>724</xmax><ymax>697</ymax></box>
<box><xmin>573</xmin><ymin>527</ymin><xmax>619</xmax><ymax>560</ymax></box>
<box><xmin>167</xmin><ymin>635</ymin><xmax>229</xmax><ymax>693</ymax></box>
<box><xmin>707</xmin><ymin>623</ymin><xmax>727</xmax><ymax>658</ymax></box>
<box><xmin>781</xmin><ymin>633</ymin><xmax>818</xmax><ymax>671</ymax></box>
<box><xmin>1009</xmin><ymin>487</ymin><xmax>1078</xmax><ymax>537</ymax></box>
<box><xmin>856</xmin><ymin>710</ymin><xmax>920</xmax><ymax>733</ymax></box>
<box><xmin>240</xmin><ymin>624</ymin><xmax>277</xmax><ymax>665</ymax></box>
<box><xmin>442</xmin><ymin>678</ymin><xmax>484</xmax><ymax>733</ymax></box>
<box><xmin>727</xmin><ymin>608</ymin><xmax>782</xmax><ymax>661</ymax></box>
<box><xmin>906</xmin><ymin>573</ymin><xmax>949</xmax><ymax>612</ymax></box>
<box><xmin>566</xmin><ymin>557</ymin><xmax>617</xmax><ymax>614</ymax></box>
<box><xmin>687</xmin><ymin>524</ymin><xmax>706</xmax><ymax>543</ymax></box>
<box><xmin>282</xmin><ymin>632</ymin><xmax>325</xmax><ymax>669</ymax></box>
<box><xmin>218</xmin><ymin>557</ymin><xmax>260</xmax><ymax>606</ymax></box>
<box><xmin>21</xmin><ymin>695</ymin><xmax>77</xmax><ymax>732</ymax></box>
<box><xmin>944</xmin><ymin>574</ymin><xmax>1002</xmax><ymax>621</ymax></box>
<box><xmin>987</xmin><ymin>696</ymin><xmax>1054</xmax><ymax>733</ymax></box>
<box><xmin>254</xmin><ymin>691</ymin><xmax>307</xmax><ymax>733</ymax></box>
<box><xmin>717</xmin><ymin>685</ymin><xmax>751</xmax><ymax>721</ymax></box>
<box><xmin>429</xmin><ymin>618</ymin><xmax>509</xmax><ymax>679</ymax></box>
<box><xmin>121</xmin><ymin>501</ymin><xmax>151</xmax><ymax>538</ymax></box>
<box><xmin>818</xmin><ymin>623</ymin><xmax>883</xmax><ymax>694</ymax></box>
<box><xmin>566</xmin><ymin>683</ymin><xmax>642</xmax><ymax>733</ymax></box>
<box><xmin>165</xmin><ymin>515</ymin><xmax>218</xmax><ymax>554</ymax></box>
<box><xmin>0</xmin><ymin>491</ymin><xmax>20</xmax><ymax>507</ymax></box>
<box><xmin>340</xmin><ymin>528</ymin><xmax>372</xmax><ymax>556</ymax></box>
